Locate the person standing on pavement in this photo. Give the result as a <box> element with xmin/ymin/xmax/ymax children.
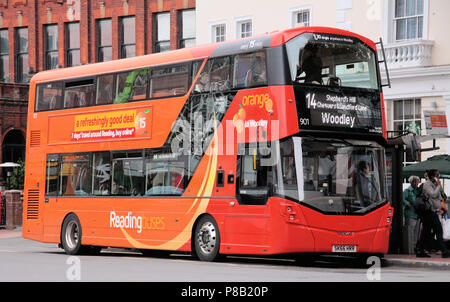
<box><xmin>403</xmin><ymin>175</ymin><xmax>421</xmax><ymax>254</ymax></box>
<box><xmin>420</xmin><ymin>169</ymin><xmax>450</xmax><ymax>258</ymax></box>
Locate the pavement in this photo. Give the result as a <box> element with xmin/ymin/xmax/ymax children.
<box><xmin>384</xmin><ymin>253</ymin><xmax>450</xmax><ymax>269</ymax></box>
<box><xmin>0</xmin><ymin>227</ymin><xmax>22</xmax><ymax>239</ymax></box>
<box><xmin>1</xmin><ymin>227</ymin><xmax>450</xmax><ymax>270</ymax></box>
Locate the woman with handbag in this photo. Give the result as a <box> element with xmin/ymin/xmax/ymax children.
<box><xmin>420</xmin><ymin>169</ymin><xmax>450</xmax><ymax>258</ymax></box>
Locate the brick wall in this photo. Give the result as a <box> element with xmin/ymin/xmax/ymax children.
<box><xmin>0</xmin><ymin>0</ymin><xmax>196</xmax><ymax>79</ymax></box>
<box><xmin>0</xmin><ymin>0</ymin><xmax>195</xmax><ymax>185</ymax></box>
<box><xmin>4</xmin><ymin>190</ymin><xmax>22</xmax><ymax>229</ymax></box>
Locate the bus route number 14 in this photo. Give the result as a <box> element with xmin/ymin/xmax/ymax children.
<box><xmin>306</xmin><ymin>93</ymin><xmax>317</xmax><ymax>109</ymax></box>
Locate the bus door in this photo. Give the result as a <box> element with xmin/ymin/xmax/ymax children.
<box><xmin>223</xmin><ymin>143</ymin><xmax>272</xmax><ymax>252</ymax></box>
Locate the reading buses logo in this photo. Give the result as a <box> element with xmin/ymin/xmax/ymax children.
<box><xmin>109</xmin><ymin>211</ymin><xmax>165</xmax><ymax>233</ymax></box>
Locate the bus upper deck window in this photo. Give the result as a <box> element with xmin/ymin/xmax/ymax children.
<box><xmin>286</xmin><ymin>33</ymin><xmax>379</xmax><ymax>90</ymax></box>
<box><xmin>114</xmin><ymin>68</ymin><xmax>149</xmax><ymax>104</ymax></box>
<box><xmin>64</xmin><ymin>79</ymin><xmax>95</xmax><ymax>109</ymax></box>
<box><xmin>96</xmin><ymin>74</ymin><xmax>115</xmax><ymax>105</ymax></box>
<box><xmin>150</xmin><ymin>64</ymin><xmax>189</xmax><ymax>98</ymax></box>
<box><xmin>36</xmin><ymin>82</ymin><xmax>63</xmax><ymax>111</ymax></box>
<box><xmin>296</xmin><ymin>43</ymin><xmax>323</xmax><ymax>85</ymax></box>
<box><xmin>233</xmin><ymin>51</ymin><xmax>267</xmax><ymax>89</ymax></box>
<box><xmin>209</xmin><ymin>57</ymin><xmax>231</xmax><ymax>92</ymax></box>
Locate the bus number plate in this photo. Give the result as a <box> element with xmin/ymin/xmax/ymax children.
<box><xmin>332</xmin><ymin>245</ymin><xmax>357</xmax><ymax>253</ymax></box>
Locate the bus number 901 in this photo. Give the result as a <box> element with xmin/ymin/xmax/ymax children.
<box><xmin>299</xmin><ymin>118</ymin><xmax>310</xmax><ymax>126</ymax></box>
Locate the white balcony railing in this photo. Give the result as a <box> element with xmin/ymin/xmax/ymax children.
<box><xmin>379</xmin><ymin>40</ymin><xmax>434</xmax><ymax>69</ymax></box>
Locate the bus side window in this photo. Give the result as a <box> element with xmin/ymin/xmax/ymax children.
<box><xmin>45</xmin><ymin>154</ymin><xmax>59</xmax><ymax>196</ymax></box>
<box><xmin>59</xmin><ymin>154</ymin><xmax>91</xmax><ymax>196</ymax></box>
<box><xmin>145</xmin><ymin>151</ymin><xmax>186</xmax><ymax>196</ymax></box>
<box><xmin>115</xmin><ymin>68</ymin><xmax>149</xmax><ymax>104</ymax></box>
<box><xmin>93</xmin><ymin>152</ymin><xmax>111</xmax><ymax>196</ymax></box>
<box><xmin>209</xmin><ymin>57</ymin><xmax>231</xmax><ymax>92</ymax></box>
<box><xmin>250</xmin><ymin>53</ymin><xmax>267</xmax><ymax>86</ymax></box>
<box><xmin>194</xmin><ymin>60</ymin><xmax>212</xmax><ymax>93</ymax></box>
<box><xmin>150</xmin><ymin>64</ymin><xmax>189</xmax><ymax>99</ymax></box>
<box><xmin>233</xmin><ymin>51</ymin><xmax>267</xmax><ymax>88</ymax></box>
<box><xmin>233</xmin><ymin>54</ymin><xmax>251</xmax><ymax>88</ymax></box>
<box><xmin>36</xmin><ymin>82</ymin><xmax>63</xmax><ymax>111</ymax></box>
<box><xmin>191</xmin><ymin>60</ymin><xmax>203</xmax><ymax>82</ymax></box>
<box><xmin>64</xmin><ymin>79</ymin><xmax>95</xmax><ymax>108</ymax></box>
<box><xmin>112</xmin><ymin>151</ymin><xmax>144</xmax><ymax>196</ymax></box>
<box><xmin>96</xmin><ymin>74</ymin><xmax>115</xmax><ymax>105</ymax></box>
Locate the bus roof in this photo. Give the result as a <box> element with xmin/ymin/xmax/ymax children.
<box><xmin>30</xmin><ymin>26</ymin><xmax>376</xmax><ymax>84</ymax></box>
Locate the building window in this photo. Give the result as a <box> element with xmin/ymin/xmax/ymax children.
<box><xmin>292</xmin><ymin>10</ymin><xmax>310</xmax><ymax>27</ymax></box>
<box><xmin>120</xmin><ymin>16</ymin><xmax>136</xmax><ymax>58</ymax></box>
<box><xmin>97</xmin><ymin>19</ymin><xmax>112</xmax><ymax>62</ymax></box>
<box><xmin>66</xmin><ymin>22</ymin><xmax>80</xmax><ymax>67</ymax></box>
<box><xmin>236</xmin><ymin>19</ymin><xmax>252</xmax><ymax>38</ymax></box>
<box><xmin>395</xmin><ymin>0</ymin><xmax>424</xmax><ymax>40</ymax></box>
<box><xmin>15</xmin><ymin>27</ymin><xmax>28</xmax><ymax>83</ymax></box>
<box><xmin>154</xmin><ymin>12</ymin><xmax>170</xmax><ymax>53</ymax></box>
<box><xmin>211</xmin><ymin>23</ymin><xmax>226</xmax><ymax>43</ymax></box>
<box><xmin>393</xmin><ymin>99</ymin><xmax>421</xmax><ymax>162</ymax></box>
<box><xmin>44</xmin><ymin>24</ymin><xmax>58</xmax><ymax>70</ymax></box>
<box><xmin>179</xmin><ymin>9</ymin><xmax>196</xmax><ymax>48</ymax></box>
<box><xmin>0</xmin><ymin>29</ymin><xmax>9</xmax><ymax>83</ymax></box>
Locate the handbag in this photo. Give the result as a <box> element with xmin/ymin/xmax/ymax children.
<box><xmin>414</xmin><ymin>194</ymin><xmax>432</xmax><ymax>216</ymax></box>
<box><xmin>441</xmin><ymin>213</ymin><xmax>450</xmax><ymax>241</ymax></box>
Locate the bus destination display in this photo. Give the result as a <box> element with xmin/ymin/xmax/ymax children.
<box><xmin>295</xmin><ymin>87</ymin><xmax>383</xmax><ymax>134</ymax></box>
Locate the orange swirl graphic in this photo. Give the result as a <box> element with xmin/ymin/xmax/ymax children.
<box><xmin>120</xmin><ymin>115</ymin><xmax>219</xmax><ymax>250</ymax></box>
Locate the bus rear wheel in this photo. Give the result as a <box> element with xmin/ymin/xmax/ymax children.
<box><xmin>61</xmin><ymin>213</ymin><xmax>97</xmax><ymax>255</ymax></box>
<box><xmin>193</xmin><ymin>215</ymin><xmax>221</xmax><ymax>262</ymax></box>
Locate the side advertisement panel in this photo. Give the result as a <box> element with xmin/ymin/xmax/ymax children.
<box><xmin>47</xmin><ymin>106</ymin><xmax>152</xmax><ymax>145</ymax></box>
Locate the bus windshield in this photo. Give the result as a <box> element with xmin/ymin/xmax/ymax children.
<box><xmin>275</xmin><ymin>137</ymin><xmax>386</xmax><ymax>214</ymax></box>
<box><xmin>286</xmin><ymin>32</ymin><xmax>379</xmax><ymax>90</ymax></box>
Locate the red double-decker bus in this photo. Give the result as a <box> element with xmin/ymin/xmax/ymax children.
<box><xmin>22</xmin><ymin>26</ymin><xmax>393</xmax><ymax>261</ymax></box>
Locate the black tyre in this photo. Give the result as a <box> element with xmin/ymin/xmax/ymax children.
<box><xmin>294</xmin><ymin>253</ymin><xmax>318</xmax><ymax>266</ymax></box>
<box><xmin>61</xmin><ymin>214</ymin><xmax>85</xmax><ymax>255</ymax></box>
<box><xmin>193</xmin><ymin>215</ymin><xmax>221</xmax><ymax>262</ymax></box>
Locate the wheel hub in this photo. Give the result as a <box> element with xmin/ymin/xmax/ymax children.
<box><xmin>197</xmin><ymin>222</ymin><xmax>216</xmax><ymax>254</ymax></box>
<box><xmin>65</xmin><ymin>220</ymin><xmax>79</xmax><ymax>250</ymax></box>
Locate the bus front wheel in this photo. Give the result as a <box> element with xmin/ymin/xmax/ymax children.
<box><xmin>193</xmin><ymin>215</ymin><xmax>221</xmax><ymax>262</ymax></box>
